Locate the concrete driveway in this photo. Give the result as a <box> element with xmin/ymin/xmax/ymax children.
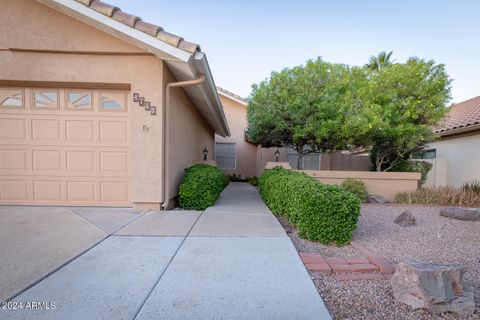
<box><xmin>0</xmin><ymin>183</ymin><xmax>330</xmax><ymax>319</ymax></box>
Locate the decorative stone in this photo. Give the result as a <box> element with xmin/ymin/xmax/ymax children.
<box><xmin>394</xmin><ymin>210</ymin><xmax>416</xmax><ymax>227</ymax></box>
<box><xmin>391</xmin><ymin>259</ymin><xmax>475</xmax><ymax>317</ymax></box>
<box><xmin>367</xmin><ymin>194</ymin><xmax>390</xmax><ymax>204</ymax></box>
<box><xmin>440</xmin><ymin>207</ymin><xmax>480</xmax><ymax>221</ymax></box>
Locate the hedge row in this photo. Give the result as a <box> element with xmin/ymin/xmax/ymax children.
<box><xmin>179</xmin><ymin>164</ymin><xmax>229</xmax><ymax>210</ymax></box>
<box><xmin>258</xmin><ymin>167</ymin><xmax>361</xmax><ymax>245</ymax></box>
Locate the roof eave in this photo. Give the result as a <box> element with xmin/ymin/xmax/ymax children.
<box><xmin>436</xmin><ymin>124</ymin><xmax>480</xmax><ymax>138</ymax></box>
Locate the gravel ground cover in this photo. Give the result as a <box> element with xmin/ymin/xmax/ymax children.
<box><xmin>277</xmin><ymin>204</ymin><xmax>480</xmax><ymax>320</ymax></box>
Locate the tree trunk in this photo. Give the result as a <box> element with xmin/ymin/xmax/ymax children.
<box><xmin>375</xmin><ymin>153</ymin><xmax>383</xmax><ymax>172</ymax></box>
<box><xmin>297</xmin><ymin>144</ymin><xmax>304</xmax><ymax>170</ymax></box>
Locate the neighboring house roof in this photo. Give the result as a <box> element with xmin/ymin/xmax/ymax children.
<box><xmin>217</xmin><ymin>87</ymin><xmax>248</xmax><ymax>106</ymax></box>
<box><xmin>435</xmin><ymin>96</ymin><xmax>480</xmax><ymax>137</ymax></box>
<box><xmin>37</xmin><ymin>0</ymin><xmax>230</xmax><ymax>137</ymax></box>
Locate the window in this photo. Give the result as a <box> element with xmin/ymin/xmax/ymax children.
<box><xmin>100</xmin><ymin>91</ymin><xmax>126</xmax><ymax>111</ymax></box>
<box><xmin>67</xmin><ymin>91</ymin><xmax>92</xmax><ymax>110</ymax></box>
<box><xmin>216</xmin><ymin>143</ymin><xmax>236</xmax><ymax>169</ymax></box>
<box><xmin>412</xmin><ymin>149</ymin><xmax>436</xmax><ymax>159</ymax></box>
<box><xmin>32</xmin><ymin>90</ymin><xmax>58</xmax><ymax>109</ymax></box>
<box><xmin>0</xmin><ymin>88</ymin><xmax>23</xmax><ymax>108</ymax></box>
<box><xmin>286</xmin><ymin>147</ymin><xmax>320</xmax><ymax>170</ymax></box>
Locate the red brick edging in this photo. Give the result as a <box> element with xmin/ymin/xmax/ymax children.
<box><xmin>299</xmin><ymin>241</ymin><xmax>396</xmax><ymax>281</ymax></box>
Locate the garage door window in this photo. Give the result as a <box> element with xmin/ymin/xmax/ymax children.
<box><xmin>67</xmin><ymin>91</ymin><xmax>92</xmax><ymax>110</ymax></box>
<box><xmin>100</xmin><ymin>92</ymin><xmax>126</xmax><ymax>111</ymax></box>
<box><xmin>0</xmin><ymin>88</ymin><xmax>24</xmax><ymax>109</ymax></box>
<box><xmin>33</xmin><ymin>90</ymin><xmax>58</xmax><ymax>109</ymax></box>
<box><xmin>216</xmin><ymin>143</ymin><xmax>236</xmax><ymax>169</ymax></box>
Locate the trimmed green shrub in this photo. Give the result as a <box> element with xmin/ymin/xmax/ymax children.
<box><xmin>258</xmin><ymin>167</ymin><xmax>360</xmax><ymax>245</ymax></box>
<box><xmin>341</xmin><ymin>178</ymin><xmax>368</xmax><ymax>202</ymax></box>
<box><xmin>179</xmin><ymin>164</ymin><xmax>228</xmax><ymax>210</ymax></box>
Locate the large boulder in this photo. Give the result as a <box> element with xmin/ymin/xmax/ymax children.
<box><xmin>440</xmin><ymin>207</ymin><xmax>480</xmax><ymax>221</ymax></box>
<box><xmin>391</xmin><ymin>260</ymin><xmax>475</xmax><ymax>317</ymax></box>
<box><xmin>394</xmin><ymin>210</ymin><xmax>416</xmax><ymax>227</ymax></box>
<box><xmin>367</xmin><ymin>194</ymin><xmax>390</xmax><ymax>204</ymax></box>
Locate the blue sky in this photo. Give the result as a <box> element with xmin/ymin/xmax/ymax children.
<box><xmin>109</xmin><ymin>0</ymin><xmax>480</xmax><ymax>103</ymax></box>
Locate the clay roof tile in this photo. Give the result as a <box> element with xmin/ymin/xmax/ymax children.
<box><xmin>435</xmin><ymin>96</ymin><xmax>480</xmax><ymax>135</ymax></box>
<box><xmin>111</xmin><ymin>10</ymin><xmax>140</xmax><ymax>28</ymax></box>
<box><xmin>89</xmin><ymin>0</ymin><xmax>118</xmax><ymax>17</ymax></box>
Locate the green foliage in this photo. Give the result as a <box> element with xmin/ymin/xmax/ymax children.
<box><xmin>360</xmin><ymin>57</ymin><xmax>451</xmax><ymax>171</ymax></box>
<box><xmin>394</xmin><ymin>186</ymin><xmax>480</xmax><ymax>207</ymax></box>
<box><xmin>247</xmin><ymin>57</ymin><xmax>369</xmax><ymax>169</ymax></box>
<box><xmin>462</xmin><ymin>180</ymin><xmax>480</xmax><ymax>195</ymax></box>
<box><xmin>392</xmin><ymin>160</ymin><xmax>433</xmax><ymax>187</ymax></box>
<box><xmin>258</xmin><ymin>167</ymin><xmax>360</xmax><ymax>245</ymax></box>
<box><xmin>341</xmin><ymin>178</ymin><xmax>368</xmax><ymax>202</ymax></box>
<box><xmin>249</xmin><ymin>176</ymin><xmax>258</xmax><ymax>186</ymax></box>
<box><xmin>178</xmin><ymin>164</ymin><xmax>228</xmax><ymax>210</ymax></box>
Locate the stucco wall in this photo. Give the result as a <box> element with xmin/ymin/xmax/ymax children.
<box><xmin>301</xmin><ymin>170</ymin><xmax>421</xmax><ymax>201</ymax></box>
<box><xmin>1</xmin><ymin>0</ymin><xmax>165</xmax><ymax>205</ymax></box>
<box><xmin>166</xmin><ymin>68</ymin><xmax>215</xmax><ymax>204</ymax></box>
<box><xmin>215</xmin><ymin>95</ymin><xmax>257</xmax><ymax>178</ymax></box>
<box><xmin>428</xmin><ymin>132</ymin><xmax>480</xmax><ymax>187</ymax></box>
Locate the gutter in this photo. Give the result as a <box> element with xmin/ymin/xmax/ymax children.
<box><xmin>162</xmin><ymin>74</ymin><xmax>206</xmax><ymax>210</ymax></box>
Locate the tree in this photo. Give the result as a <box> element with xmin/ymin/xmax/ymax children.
<box><xmin>247</xmin><ymin>58</ymin><xmax>368</xmax><ymax>169</ymax></box>
<box><xmin>366</xmin><ymin>51</ymin><xmax>393</xmax><ymax>72</ymax></box>
<box><xmin>359</xmin><ymin>57</ymin><xmax>451</xmax><ymax>171</ymax></box>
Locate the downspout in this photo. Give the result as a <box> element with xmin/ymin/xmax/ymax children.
<box><xmin>162</xmin><ymin>74</ymin><xmax>206</xmax><ymax>210</ymax></box>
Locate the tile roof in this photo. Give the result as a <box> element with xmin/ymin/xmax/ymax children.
<box><xmin>74</xmin><ymin>0</ymin><xmax>200</xmax><ymax>54</ymax></box>
<box><xmin>435</xmin><ymin>96</ymin><xmax>480</xmax><ymax>136</ymax></box>
<box><xmin>217</xmin><ymin>86</ymin><xmax>248</xmax><ymax>104</ymax></box>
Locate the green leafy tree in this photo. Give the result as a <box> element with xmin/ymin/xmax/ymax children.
<box><xmin>360</xmin><ymin>57</ymin><xmax>451</xmax><ymax>171</ymax></box>
<box><xmin>366</xmin><ymin>50</ymin><xmax>394</xmax><ymax>72</ymax></box>
<box><xmin>247</xmin><ymin>58</ymin><xmax>368</xmax><ymax>169</ymax></box>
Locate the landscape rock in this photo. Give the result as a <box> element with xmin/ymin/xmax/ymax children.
<box><xmin>391</xmin><ymin>259</ymin><xmax>475</xmax><ymax>317</ymax></box>
<box><xmin>440</xmin><ymin>207</ymin><xmax>480</xmax><ymax>221</ymax></box>
<box><xmin>394</xmin><ymin>210</ymin><xmax>416</xmax><ymax>227</ymax></box>
<box><xmin>367</xmin><ymin>194</ymin><xmax>390</xmax><ymax>204</ymax></box>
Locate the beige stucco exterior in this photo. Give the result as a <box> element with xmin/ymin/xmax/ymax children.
<box><xmin>427</xmin><ymin>131</ymin><xmax>480</xmax><ymax>187</ymax></box>
<box><xmin>215</xmin><ymin>94</ymin><xmax>257</xmax><ymax>178</ymax></box>
<box><xmin>0</xmin><ymin>0</ymin><xmax>220</xmax><ymax>208</ymax></box>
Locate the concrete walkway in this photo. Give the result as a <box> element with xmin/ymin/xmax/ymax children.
<box><xmin>1</xmin><ymin>183</ymin><xmax>330</xmax><ymax>320</ymax></box>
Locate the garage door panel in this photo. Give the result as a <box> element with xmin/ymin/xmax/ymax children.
<box><xmin>32</xmin><ymin>119</ymin><xmax>61</xmax><ymax>141</ymax></box>
<box><xmin>0</xmin><ymin>87</ymin><xmax>131</xmax><ymax>206</ymax></box>
<box><xmin>66</xmin><ymin>151</ymin><xmax>95</xmax><ymax>172</ymax></box>
<box><xmin>67</xmin><ymin>181</ymin><xmax>96</xmax><ymax>202</ymax></box>
<box><xmin>99</xmin><ymin>121</ymin><xmax>128</xmax><ymax>145</ymax></box>
<box><xmin>32</xmin><ymin>150</ymin><xmax>62</xmax><ymax>171</ymax></box>
<box><xmin>0</xmin><ymin>118</ymin><xmax>27</xmax><ymax>141</ymax></box>
<box><xmin>0</xmin><ymin>149</ymin><xmax>27</xmax><ymax>170</ymax></box>
<box><xmin>100</xmin><ymin>181</ymin><xmax>128</xmax><ymax>202</ymax></box>
<box><xmin>0</xmin><ymin>180</ymin><xmax>28</xmax><ymax>201</ymax></box>
<box><xmin>65</xmin><ymin>120</ymin><xmax>94</xmax><ymax>142</ymax></box>
<box><xmin>33</xmin><ymin>180</ymin><xmax>62</xmax><ymax>201</ymax></box>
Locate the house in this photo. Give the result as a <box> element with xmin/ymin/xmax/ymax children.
<box><xmin>422</xmin><ymin>96</ymin><xmax>480</xmax><ymax>187</ymax></box>
<box><xmin>0</xmin><ymin>0</ymin><xmax>230</xmax><ymax>209</ymax></box>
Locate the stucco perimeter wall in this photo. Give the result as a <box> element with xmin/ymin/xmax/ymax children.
<box><xmin>0</xmin><ymin>0</ymin><xmax>165</xmax><ymax>205</ymax></box>
<box><xmin>215</xmin><ymin>95</ymin><xmax>257</xmax><ymax>178</ymax></box>
<box><xmin>300</xmin><ymin>170</ymin><xmax>421</xmax><ymax>201</ymax></box>
<box><xmin>165</xmin><ymin>68</ymin><xmax>215</xmax><ymax>203</ymax></box>
<box><xmin>428</xmin><ymin>132</ymin><xmax>480</xmax><ymax>187</ymax></box>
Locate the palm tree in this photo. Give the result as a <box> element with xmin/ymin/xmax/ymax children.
<box><xmin>366</xmin><ymin>51</ymin><xmax>393</xmax><ymax>72</ymax></box>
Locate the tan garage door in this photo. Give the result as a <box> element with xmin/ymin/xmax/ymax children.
<box><xmin>0</xmin><ymin>87</ymin><xmax>131</xmax><ymax>206</ymax></box>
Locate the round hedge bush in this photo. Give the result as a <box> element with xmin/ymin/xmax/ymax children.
<box><xmin>178</xmin><ymin>164</ymin><xmax>228</xmax><ymax>210</ymax></box>
<box><xmin>341</xmin><ymin>178</ymin><xmax>368</xmax><ymax>202</ymax></box>
<box><xmin>258</xmin><ymin>167</ymin><xmax>360</xmax><ymax>245</ymax></box>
